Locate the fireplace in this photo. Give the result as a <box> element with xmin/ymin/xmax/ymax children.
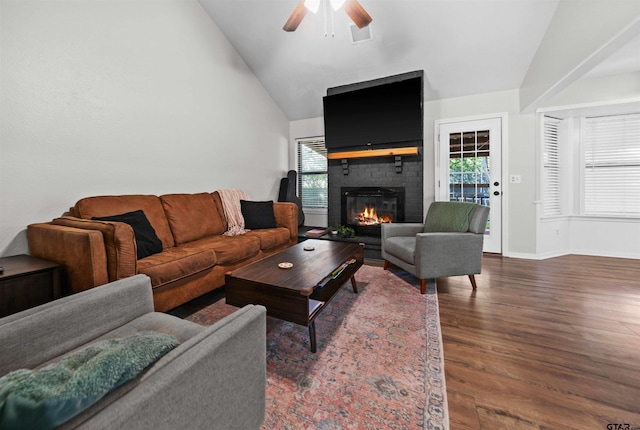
<box><xmin>341</xmin><ymin>187</ymin><xmax>405</xmax><ymax>237</ymax></box>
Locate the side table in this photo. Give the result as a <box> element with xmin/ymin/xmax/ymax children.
<box><xmin>0</xmin><ymin>255</ymin><xmax>62</xmax><ymax>318</ymax></box>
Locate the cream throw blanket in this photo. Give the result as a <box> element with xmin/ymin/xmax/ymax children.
<box><xmin>219</xmin><ymin>189</ymin><xmax>249</xmax><ymax>236</ymax></box>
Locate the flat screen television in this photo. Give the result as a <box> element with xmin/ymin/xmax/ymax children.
<box><xmin>323</xmin><ymin>73</ymin><xmax>423</xmax><ymax>151</ymax></box>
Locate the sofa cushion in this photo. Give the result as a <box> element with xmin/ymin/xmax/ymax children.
<box><xmin>245</xmin><ymin>228</ymin><xmax>291</xmax><ymax>251</ymax></box>
<box><xmin>0</xmin><ymin>331</ymin><xmax>178</xmax><ymax>430</ymax></box>
<box><xmin>74</xmin><ymin>195</ymin><xmax>175</xmax><ymax>249</ymax></box>
<box><xmin>137</xmin><ymin>248</ymin><xmax>216</xmax><ymax>288</ymax></box>
<box><xmin>180</xmin><ymin>235</ymin><xmax>260</xmax><ymax>265</ymax></box>
<box><xmin>92</xmin><ymin>210</ymin><xmax>163</xmax><ymax>260</ymax></box>
<box><xmin>240</xmin><ymin>200</ymin><xmax>277</xmax><ymax>230</ymax></box>
<box><xmin>383</xmin><ymin>236</ymin><xmax>416</xmax><ymax>264</ymax></box>
<box><xmin>160</xmin><ymin>193</ymin><xmax>226</xmax><ymax>245</ymax></box>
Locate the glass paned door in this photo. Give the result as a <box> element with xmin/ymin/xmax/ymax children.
<box><xmin>437</xmin><ymin>117</ymin><xmax>502</xmax><ymax>253</ymax></box>
<box><xmin>448</xmin><ymin>130</ymin><xmax>491</xmax><ymax>207</ymax></box>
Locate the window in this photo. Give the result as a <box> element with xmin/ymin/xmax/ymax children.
<box><xmin>448</xmin><ymin>130</ymin><xmax>491</xmax><ymax>205</ymax></box>
<box><xmin>542</xmin><ymin>116</ymin><xmax>562</xmax><ymax>217</ymax></box>
<box><xmin>297</xmin><ymin>138</ymin><xmax>328</xmax><ymax>208</ymax></box>
<box><xmin>582</xmin><ymin>113</ymin><xmax>640</xmax><ymax>216</ymax></box>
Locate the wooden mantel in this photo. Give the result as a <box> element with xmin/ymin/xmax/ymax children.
<box><xmin>327</xmin><ymin>146</ymin><xmax>419</xmax><ymax>160</ymax></box>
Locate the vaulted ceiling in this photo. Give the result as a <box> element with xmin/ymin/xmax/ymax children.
<box><xmin>198</xmin><ymin>0</ymin><xmax>639</xmax><ymax>121</ymax></box>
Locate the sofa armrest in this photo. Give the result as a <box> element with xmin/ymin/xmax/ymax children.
<box><xmin>0</xmin><ymin>274</ymin><xmax>154</xmax><ymax>376</ymax></box>
<box><xmin>27</xmin><ymin>222</ymin><xmax>109</xmax><ymax>295</ymax></box>
<box><xmin>414</xmin><ymin>232</ymin><xmax>484</xmax><ymax>278</ymax></box>
<box><xmin>273</xmin><ymin>202</ymin><xmax>298</xmax><ymax>243</ymax></box>
<box><xmin>50</xmin><ymin>216</ymin><xmax>137</xmax><ymax>283</ymax></box>
<box><xmin>79</xmin><ymin>304</ymin><xmax>267</xmax><ymax>430</ymax></box>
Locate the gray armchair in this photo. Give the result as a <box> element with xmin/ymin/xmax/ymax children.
<box><xmin>382</xmin><ymin>201</ymin><xmax>490</xmax><ymax>293</ymax></box>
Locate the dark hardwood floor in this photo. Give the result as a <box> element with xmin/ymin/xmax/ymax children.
<box><xmin>435</xmin><ymin>254</ymin><xmax>640</xmax><ymax>429</ymax></box>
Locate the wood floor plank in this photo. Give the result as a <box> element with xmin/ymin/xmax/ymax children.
<box><xmin>446</xmin><ymin>360</ymin><xmax>636</xmax><ymax>430</ymax></box>
<box><xmin>434</xmin><ymin>254</ymin><xmax>640</xmax><ymax>430</ymax></box>
<box><xmin>443</xmin><ymin>341</ymin><xmax>640</xmax><ymax>413</ymax></box>
<box><xmin>446</xmin><ymin>391</ymin><xmax>481</xmax><ymax>430</ymax></box>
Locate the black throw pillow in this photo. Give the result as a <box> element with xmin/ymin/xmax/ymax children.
<box><xmin>240</xmin><ymin>200</ymin><xmax>277</xmax><ymax>230</ymax></box>
<box><xmin>92</xmin><ymin>210</ymin><xmax>163</xmax><ymax>259</ymax></box>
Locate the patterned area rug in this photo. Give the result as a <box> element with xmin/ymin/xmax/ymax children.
<box><xmin>181</xmin><ymin>265</ymin><xmax>449</xmax><ymax>429</ymax></box>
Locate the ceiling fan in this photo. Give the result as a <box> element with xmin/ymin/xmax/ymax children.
<box><xmin>283</xmin><ymin>0</ymin><xmax>372</xmax><ymax>32</ymax></box>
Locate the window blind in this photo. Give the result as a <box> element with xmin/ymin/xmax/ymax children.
<box><xmin>583</xmin><ymin>113</ymin><xmax>640</xmax><ymax>216</ymax></box>
<box><xmin>297</xmin><ymin>138</ymin><xmax>328</xmax><ymax>208</ymax></box>
<box><xmin>542</xmin><ymin>116</ymin><xmax>561</xmax><ymax>217</ymax></box>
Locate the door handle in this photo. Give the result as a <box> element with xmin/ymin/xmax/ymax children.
<box><xmin>493</xmin><ymin>191</ymin><xmax>500</xmax><ymax>196</ymax></box>
<box><xmin>493</xmin><ymin>181</ymin><xmax>500</xmax><ymax>186</ymax></box>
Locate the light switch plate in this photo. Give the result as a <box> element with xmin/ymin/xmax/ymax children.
<box><xmin>510</xmin><ymin>175</ymin><xmax>522</xmax><ymax>184</ymax></box>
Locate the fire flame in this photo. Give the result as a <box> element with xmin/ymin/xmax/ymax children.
<box><xmin>356</xmin><ymin>205</ymin><xmax>392</xmax><ymax>226</ymax></box>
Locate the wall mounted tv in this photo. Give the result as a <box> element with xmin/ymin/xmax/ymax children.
<box><xmin>323</xmin><ymin>71</ymin><xmax>423</xmax><ymax>151</ymax></box>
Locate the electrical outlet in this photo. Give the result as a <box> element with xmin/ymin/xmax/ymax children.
<box><xmin>510</xmin><ymin>174</ymin><xmax>522</xmax><ymax>184</ymax></box>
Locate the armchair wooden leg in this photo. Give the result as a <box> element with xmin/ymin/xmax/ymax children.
<box><xmin>469</xmin><ymin>274</ymin><xmax>477</xmax><ymax>290</ymax></box>
<box><xmin>420</xmin><ymin>279</ymin><xmax>426</xmax><ymax>294</ymax></box>
<box><xmin>383</xmin><ymin>260</ymin><xmax>389</xmax><ymax>271</ymax></box>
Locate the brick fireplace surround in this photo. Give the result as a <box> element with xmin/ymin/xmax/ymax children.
<box><xmin>324</xmin><ymin>152</ymin><xmax>424</xmax><ymax>260</ymax></box>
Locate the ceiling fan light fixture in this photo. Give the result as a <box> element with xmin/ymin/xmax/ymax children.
<box><xmin>304</xmin><ymin>0</ymin><xmax>321</xmax><ymax>14</ymax></box>
<box><xmin>284</xmin><ymin>0</ymin><xmax>371</xmax><ymax>32</ymax></box>
<box><xmin>330</xmin><ymin>0</ymin><xmax>346</xmax><ymax>11</ymax></box>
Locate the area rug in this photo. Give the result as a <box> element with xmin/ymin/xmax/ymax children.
<box><xmin>182</xmin><ymin>265</ymin><xmax>449</xmax><ymax>429</ymax></box>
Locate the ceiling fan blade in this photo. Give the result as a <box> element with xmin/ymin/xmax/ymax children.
<box><xmin>283</xmin><ymin>1</ymin><xmax>308</xmax><ymax>32</ymax></box>
<box><xmin>344</xmin><ymin>0</ymin><xmax>372</xmax><ymax>28</ymax></box>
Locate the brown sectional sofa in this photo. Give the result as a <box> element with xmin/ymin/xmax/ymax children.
<box><xmin>27</xmin><ymin>191</ymin><xmax>298</xmax><ymax>312</ymax></box>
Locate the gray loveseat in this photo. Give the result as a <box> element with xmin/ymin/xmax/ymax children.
<box><xmin>0</xmin><ymin>274</ymin><xmax>266</xmax><ymax>429</ymax></box>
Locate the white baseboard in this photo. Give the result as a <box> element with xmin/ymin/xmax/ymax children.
<box><xmin>501</xmin><ymin>251</ymin><xmax>545</xmax><ymax>260</ymax></box>
<box><xmin>568</xmin><ymin>249</ymin><xmax>640</xmax><ymax>260</ymax></box>
<box><xmin>499</xmin><ymin>250</ymin><xmax>639</xmax><ymax>260</ymax></box>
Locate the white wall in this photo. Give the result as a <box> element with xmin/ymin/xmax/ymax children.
<box><xmin>546</xmin><ymin>72</ymin><xmax>640</xmax><ymax>107</ymax></box>
<box><xmin>0</xmin><ymin>0</ymin><xmax>290</xmax><ymax>255</ymax></box>
<box><xmin>537</xmin><ymin>214</ymin><xmax>640</xmax><ymax>260</ymax></box>
<box><xmin>536</xmin><ymin>73</ymin><xmax>640</xmax><ymax>260</ymax></box>
<box><xmin>430</xmin><ymin>75</ymin><xmax>640</xmax><ymax>260</ymax></box>
<box><xmin>520</xmin><ymin>0</ymin><xmax>640</xmax><ymax>112</ymax></box>
<box><xmin>424</xmin><ymin>89</ymin><xmax>538</xmax><ymax>256</ymax></box>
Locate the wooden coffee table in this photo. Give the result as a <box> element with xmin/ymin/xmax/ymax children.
<box><xmin>225</xmin><ymin>239</ymin><xmax>364</xmax><ymax>352</ymax></box>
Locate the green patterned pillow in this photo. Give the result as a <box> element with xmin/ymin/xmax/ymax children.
<box><xmin>0</xmin><ymin>331</ymin><xmax>179</xmax><ymax>430</ymax></box>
